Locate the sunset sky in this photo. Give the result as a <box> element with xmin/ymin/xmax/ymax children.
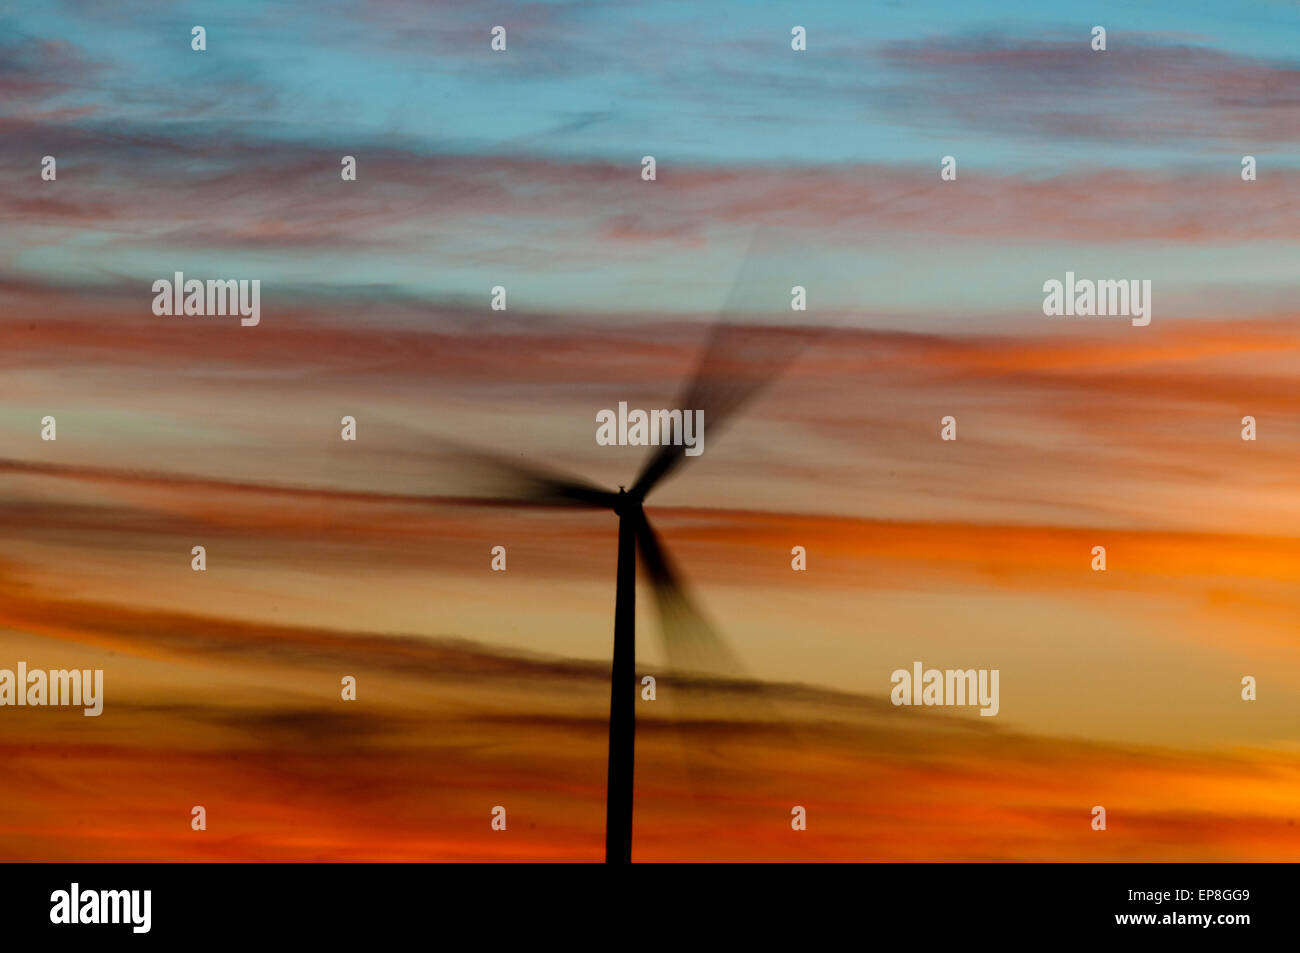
<box><xmin>2</xmin><ymin>0</ymin><xmax>1299</xmax><ymax>861</ymax></box>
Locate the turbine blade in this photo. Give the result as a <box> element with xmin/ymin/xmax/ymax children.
<box><xmin>345</xmin><ymin>420</ymin><xmax>618</xmax><ymax>510</ymax></box>
<box><xmin>632</xmin><ymin>510</ymin><xmax>743</xmax><ymax>678</ymax></box>
<box><xmin>632</xmin><ymin>510</ymin><xmax>805</xmax><ymax>813</ymax></box>
<box><xmin>411</xmin><ymin>440</ymin><xmax>617</xmax><ymax>509</ymax></box>
<box><xmin>452</xmin><ymin>459</ymin><xmax>608</xmax><ymax>508</ymax></box>
<box><xmin>629</xmin><ymin>323</ymin><xmax>825</xmax><ymax>500</ymax></box>
<box><xmin>629</xmin><ymin>230</ymin><xmax>828</xmax><ymax>501</ymax></box>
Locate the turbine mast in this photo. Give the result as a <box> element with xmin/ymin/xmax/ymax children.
<box><xmin>605</xmin><ymin>489</ymin><xmax>637</xmax><ymax>863</ymax></box>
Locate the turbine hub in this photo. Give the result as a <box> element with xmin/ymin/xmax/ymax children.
<box><xmin>613</xmin><ymin>485</ymin><xmax>641</xmax><ymax>516</ymax></box>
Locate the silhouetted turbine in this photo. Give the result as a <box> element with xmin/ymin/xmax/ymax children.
<box><xmin>419</xmin><ymin>313</ymin><xmax>824</xmax><ymax>862</ymax></box>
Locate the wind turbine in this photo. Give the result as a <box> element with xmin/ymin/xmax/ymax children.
<box><xmin>442</xmin><ymin>305</ymin><xmax>823</xmax><ymax>863</ymax></box>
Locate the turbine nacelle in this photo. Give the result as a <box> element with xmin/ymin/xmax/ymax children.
<box><xmin>614</xmin><ymin>483</ymin><xmax>647</xmax><ymax>515</ymax></box>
